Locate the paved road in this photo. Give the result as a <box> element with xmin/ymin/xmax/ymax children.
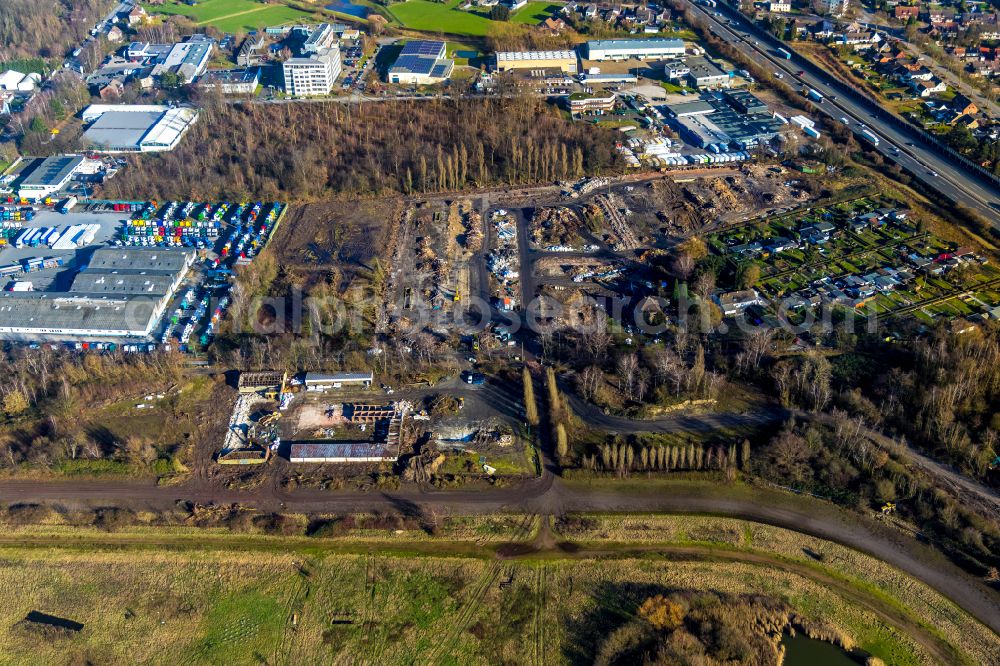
<box><xmin>689</xmin><ymin>1</ymin><xmax>1000</xmax><ymax>223</ymax></box>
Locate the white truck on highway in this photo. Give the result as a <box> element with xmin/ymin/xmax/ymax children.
<box><xmin>859</xmin><ymin>129</ymin><xmax>881</xmax><ymax>147</ymax></box>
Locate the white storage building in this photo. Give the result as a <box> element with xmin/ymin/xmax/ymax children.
<box><xmin>584</xmin><ymin>38</ymin><xmax>686</xmax><ymax>61</ymax></box>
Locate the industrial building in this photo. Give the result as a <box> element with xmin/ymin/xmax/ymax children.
<box><xmin>283</xmin><ymin>46</ymin><xmax>342</xmax><ymax>96</ymax></box>
<box><xmin>303</xmin><ymin>371</ymin><xmax>374</xmax><ymax>389</ymax></box>
<box><xmin>288</xmin><ymin>441</ymin><xmax>398</xmax><ymax>463</ymax></box>
<box><xmin>197</xmin><ymin>67</ymin><xmax>261</xmax><ymax>94</ymax></box>
<box><xmin>150</xmin><ymin>37</ymin><xmax>213</xmax><ymax>82</ymax></box>
<box><xmin>664</xmin><ymin>91</ymin><xmax>785</xmax><ymax>151</ymax></box>
<box><xmin>494</xmin><ymin>50</ymin><xmax>578</xmax><ymax>73</ymax></box>
<box><xmin>81</xmin><ymin>105</ymin><xmax>200</xmax><ymax>153</ymax></box>
<box><xmin>686</xmin><ymin>56</ymin><xmax>731</xmax><ymax>88</ymax></box>
<box><xmin>0</xmin><ymin>247</ymin><xmax>195</xmax><ymax>341</ymax></box>
<box><xmin>17</xmin><ymin>155</ymin><xmax>87</xmax><ymax>199</ymax></box>
<box><xmin>388</xmin><ymin>40</ymin><xmax>455</xmax><ymax>84</ymax></box>
<box><xmin>584</xmin><ymin>38</ymin><xmax>685</xmax><ymax>61</ymax></box>
<box><xmin>723</xmin><ymin>89</ymin><xmax>769</xmax><ymax>114</ymax></box>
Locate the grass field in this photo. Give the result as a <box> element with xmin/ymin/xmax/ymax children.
<box><xmin>387</xmin><ymin>0</ymin><xmax>554</xmax><ymax>36</ymax></box>
<box><xmin>0</xmin><ymin>512</ymin><xmax>995</xmax><ymax>665</ymax></box>
<box><xmin>142</xmin><ymin>0</ymin><xmax>315</xmax><ymax>31</ymax></box>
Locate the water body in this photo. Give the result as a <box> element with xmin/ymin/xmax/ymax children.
<box><xmin>325</xmin><ymin>0</ymin><xmax>371</xmax><ymax>18</ymax></box>
<box><xmin>781</xmin><ymin>632</ymin><xmax>858</xmax><ymax>666</ymax></box>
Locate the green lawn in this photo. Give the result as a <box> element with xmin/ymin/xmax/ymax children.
<box><xmin>142</xmin><ymin>0</ymin><xmax>315</xmax><ymax>30</ymax></box>
<box><xmin>510</xmin><ymin>1</ymin><xmax>560</xmax><ymax>24</ymax></box>
<box><xmin>388</xmin><ymin>0</ymin><xmax>556</xmax><ymax>36</ymax></box>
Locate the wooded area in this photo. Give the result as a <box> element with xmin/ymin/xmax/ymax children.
<box><xmin>103</xmin><ymin>97</ymin><xmax>621</xmax><ymax>201</ymax></box>
<box><xmin>0</xmin><ymin>0</ymin><xmax>111</xmax><ymax>61</ymax></box>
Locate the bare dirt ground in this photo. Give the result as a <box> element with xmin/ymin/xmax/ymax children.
<box><xmin>269</xmin><ymin>198</ymin><xmax>402</xmax><ymax>292</ymax></box>
<box><xmin>617</xmin><ymin>165</ymin><xmax>817</xmax><ymax>241</ymax></box>
<box><xmin>292</xmin><ymin>401</ymin><xmax>347</xmax><ymax>432</ymax></box>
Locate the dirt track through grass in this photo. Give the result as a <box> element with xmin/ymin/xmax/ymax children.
<box><xmin>0</xmin><ymin>518</ymin><xmax>990</xmax><ymax>664</ymax></box>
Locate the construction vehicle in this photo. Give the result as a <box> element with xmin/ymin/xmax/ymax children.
<box><xmin>880</xmin><ymin>502</ymin><xmax>896</xmax><ymax>515</ymax></box>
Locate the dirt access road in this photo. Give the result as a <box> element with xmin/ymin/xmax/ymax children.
<box><xmin>0</xmin><ymin>377</ymin><xmax>998</xmax><ymax>635</ymax></box>
<box><xmin>1</xmin><ymin>471</ymin><xmax>999</xmax><ymax>638</ymax></box>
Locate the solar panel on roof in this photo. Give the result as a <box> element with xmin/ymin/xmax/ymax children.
<box><xmin>392</xmin><ymin>54</ymin><xmax>435</xmax><ymax>75</ymax></box>
<box><xmin>400</xmin><ymin>40</ymin><xmax>444</xmax><ymax>57</ymax></box>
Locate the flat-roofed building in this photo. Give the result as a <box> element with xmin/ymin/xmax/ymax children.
<box><xmin>283</xmin><ymin>46</ymin><xmax>341</xmax><ymax>96</ymax></box>
<box><xmin>17</xmin><ymin>155</ymin><xmax>86</xmax><ymax>199</ymax></box>
<box><xmin>723</xmin><ymin>89</ymin><xmax>768</xmax><ymax>114</ymax></box>
<box><xmin>494</xmin><ymin>50</ymin><xmax>578</xmax><ymax>73</ymax></box>
<box><xmin>303</xmin><ymin>23</ymin><xmax>338</xmax><ymax>54</ymax></box>
<box><xmin>0</xmin><ymin>248</ymin><xmax>194</xmax><ymax>341</ymax></box>
<box><xmin>198</xmin><ymin>67</ymin><xmax>261</xmax><ymax>94</ymax></box>
<box><xmin>289</xmin><ymin>441</ymin><xmax>398</xmax><ymax>463</ymax></box>
<box><xmin>150</xmin><ymin>39</ymin><xmax>213</xmax><ymax>82</ymax></box>
<box><xmin>86</xmin><ymin>246</ymin><xmax>194</xmax><ymax>273</ymax></box>
<box><xmin>567</xmin><ymin>91</ymin><xmax>617</xmax><ymax>113</ymax></box>
<box><xmin>686</xmin><ymin>56</ymin><xmax>731</xmax><ymax>88</ymax></box>
<box><xmin>388</xmin><ymin>40</ymin><xmax>454</xmax><ymax>84</ymax></box>
<box><xmin>585</xmin><ymin>38</ymin><xmax>685</xmax><ymax>61</ymax></box>
<box><xmin>82</xmin><ymin>106</ymin><xmax>199</xmax><ymax>153</ymax></box>
<box><xmin>0</xmin><ymin>293</ymin><xmax>164</xmax><ymax>339</ymax></box>
<box><xmin>664</xmin><ymin>99</ymin><xmax>715</xmax><ymax>117</ymax></box>
<box><xmin>303</xmin><ymin>371</ymin><xmax>374</xmax><ymax>388</ymax></box>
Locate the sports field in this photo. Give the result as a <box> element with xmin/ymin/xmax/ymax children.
<box><xmin>142</xmin><ymin>0</ymin><xmax>315</xmax><ymax>32</ymax></box>
<box><xmin>388</xmin><ymin>0</ymin><xmax>554</xmax><ymax>36</ymax></box>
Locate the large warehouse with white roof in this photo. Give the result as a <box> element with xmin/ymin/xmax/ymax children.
<box><xmin>494</xmin><ymin>50</ymin><xmax>578</xmax><ymax>73</ymax></box>
<box><xmin>584</xmin><ymin>38</ymin><xmax>686</xmax><ymax>61</ymax></box>
<box><xmin>80</xmin><ymin>104</ymin><xmax>199</xmax><ymax>153</ymax></box>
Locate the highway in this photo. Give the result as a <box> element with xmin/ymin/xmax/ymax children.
<box><xmin>685</xmin><ymin>0</ymin><xmax>1000</xmax><ymax>224</ymax></box>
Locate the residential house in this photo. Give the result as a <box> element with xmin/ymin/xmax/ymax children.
<box><xmin>543</xmin><ymin>17</ymin><xmax>567</xmax><ymax>33</ymax></box>
<box><xmin>716</xmin><ymin>290</ymin><xmax>765</xmax><ymax>316</ymax></box>
<box><xmin>895</xmin><ymin>5</ymin><xmax>919</xmax><ymax>21</ymax></box>
<box><xmin>838</xmin><ymin>30</ymin><xmax>884</xmax><ymax>50</ymax></box>
<box><xmin>99</xmin><ymin>78</ymin><xmax>125</xmax><ymax>100</ymax></box>
<box><xmin>949</xmin><ymin>93</ymin><xmax>978</xmax><ymax>117</ymax></box>
<box><xmin>107</xmin><ymin>25</ymin><xmax>124</xmax><ymax>43</ymax></box>
<box><xmin>0</xmin><ymin>70</ymin><xmax>40</xmax><ymax>92</ymax></box>
<box><xmin>126</xmin><ymin>5</ymin><xmax>147</xmax><ymax>25</ymax></box>
<box><xmin>911</xmin><ymin>77</ymin><xmax>947</xmax><ymax>97</ymax></box>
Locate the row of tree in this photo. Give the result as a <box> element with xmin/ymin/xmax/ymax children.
<box><xmin>104</xmin><ymin>97</ymin><xmax>620</xmax><ymax>201</ymax></box>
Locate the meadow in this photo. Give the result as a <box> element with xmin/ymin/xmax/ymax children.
<box><xmin>0</xmin><ymin>513</ymin><xmax>995</xmax><ymax>664</ymax></box>
<box><xmin>387</xmin><ymin>0</ymin><xmax>553</xmax><ymax>36</ymax></box>
<box><xmin>142</xmin><ymin>0</ymin><xmax>315</xmax><ymax>31</ymax></box>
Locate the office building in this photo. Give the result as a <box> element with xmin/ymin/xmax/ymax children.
<box><xmin>283</xmin><ymin>47</ymin><xmax>341</xmax><ymax>96</ymax></box>
<box><xmin>198</xmin><ymin>67</ymin><xmax>261</xmax><ymax>94</ymax></box>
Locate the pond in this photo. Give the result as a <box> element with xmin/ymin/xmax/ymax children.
<box><xmin>781</xmin><ymin>632</ymin><xmax>859</xmax><ymax>666</ymax></box>
<box><xmin>325</xmin><ymin>0</ymin><xmax>370</xmax><ymax>18</ymax></box>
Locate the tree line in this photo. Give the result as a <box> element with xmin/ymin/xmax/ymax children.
<box><xmin>104</xmin><ymin>97</ymin><xmax>620</xmax><ymax>202</ymax></box>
